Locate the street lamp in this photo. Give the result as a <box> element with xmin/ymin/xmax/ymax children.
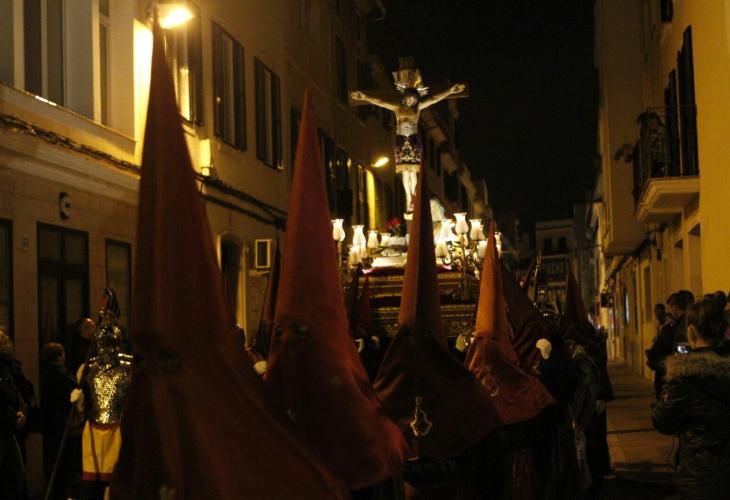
<box><xmin>372</xmin><ymin>156</ymin><xmax>389</xmax><ymax>168</ymax></box>
<box><xmin>156</xmin><ymin>3</ymin><xmax>195</xmax><ymax>29</ymax></box>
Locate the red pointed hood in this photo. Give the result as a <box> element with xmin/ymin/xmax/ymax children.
<box><xmin>501</xmin><ymin>260</ymin><xmax>554</xmax><ymax>372</ymax></box>
<box><xmin>267</xmin><ymin>91</ymin><xmax>408</xmax><ymax>489</ymax></box>
<box><xmin>521</xmin><ymin>256</ymin><xmax>537</xmax><ymax>291</ymax></box>
<box><xmin>564</xmin><ymin>266</ymin><xmax>590</xmax><ymax>326</ymax></box>
<box><xmin>465</xmin><ymin>222</ymin><xmax>553</xmax><ymax>426</ymax></box>
<box><xmin>110</xmin><ymin>23</ymin><xmax>345</xmax><ymax>500</ymax></box>
<box><xmin>374</xmin><ymin>166</ymin><xmax>500</xmax><ymax>460</ymax></box>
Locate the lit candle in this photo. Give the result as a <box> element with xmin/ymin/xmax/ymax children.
<box><xmin>477</xmin><ymin>240</ymin><xmax>487</xmax><ymax>260</ymax></box>
<box><xmin>454</xmin><ymin>213</ymin><xmax>469</xmax><ymax>236</ymax></box>
<box><xmin>352</xmin><ymin>225</ymin><xmax>366</xmax><ymax>247</ymax></box>
<box><xmin>469</xmin><ymin>219</ymin><xmax>484</xmax><ymax>241</ymax></box>
<box><xmin>367</xmin><ymin>230</ymin><xmax>380</xmax><ymax>250</ymax></box>
<box><xmin>332</xmin><ymin>219</ymin><xmax>346</xmax><ymax>242</ymax></box>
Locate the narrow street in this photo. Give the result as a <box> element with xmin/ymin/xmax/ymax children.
<box><xmin>601</xmin><ymin>363</ymin><xmax>677</xmax><ymax>499</ymax></box>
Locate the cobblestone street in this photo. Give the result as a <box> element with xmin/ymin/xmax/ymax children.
<box><xmin>601</xmin><ymin>363</ymin><xmax>677</xmax><ymax>499</ymax></box>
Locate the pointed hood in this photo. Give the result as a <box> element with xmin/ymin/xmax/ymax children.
<box><xmin>564</xmin><ymin>267</ymin><xmax>590</xmax><ymax>326</ymax></box>
<box><xmin>465</xmin><ymin>222</ymin><xmax>553</xmax><ymax>426</ymax></box>
<box><xmin>560</xmin><ymin>267</ymin><xmax>614</xmax><ymax>401</ymax></box>
<box><xmin>110</xmin><ymin>23</ymin><xmax>345</xmax><ymax>500</ymax></box>
<box><xmin>397</xmin><ymin>169</ymin><xmax>445</xmax><ymax>343</ymax></box>
<box><xmin>266</xmin><ymin>92</ymin><xmax>408</xmax><ymax>489</ymax></box>
<box><xmin>501</xmin><ymin>260</ymin><xmax>555</xmax><ymax>372</ymax></box>
<box><xmin>374</xmin><ymin>165</ymin><xmax>500</xmax><ymax>460</ymax></box>
<box><xmin>255</xmin><ymin>238</ymin><xmax>280</xmax><ymax>358</ymax></box>
<box><xmin>521</xmin><ymin>256</ymin><xmax>536</xmax><ymax>291</ymax></box>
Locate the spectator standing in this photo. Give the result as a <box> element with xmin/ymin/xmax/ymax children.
<box><xmin>646</xmin><ymin>300</ymin><xmax>678</xmax><ymax>398</ymax></box>
<box><xmin>41</xmin><ymin>342</ymin><xmax>81</xmax><ymax>500</ymax></box>
<box><xmin>652</xmin><ymin>296</ymin><xmax>730</xmax><ymax>499</ymax></box>
<box><xmin>668</xmin><ymin>293</ymin><xmax>690</xmax><ymax>346</ymax></box>
<box><xmin>0</xmin><ymin>330</ymin><xmax>26</xmax><ymax>500</ymax></box>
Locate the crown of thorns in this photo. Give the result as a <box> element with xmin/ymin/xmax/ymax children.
<box><xmin>392</xmin><ymin>69</ymin><xmax>429</xmax><ymax>96</ymax></box>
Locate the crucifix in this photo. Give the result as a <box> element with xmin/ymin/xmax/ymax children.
<box><xmin>350</xmin><ymin>57</ymin><xmax>467</xmax><ymax>216</ymax></box>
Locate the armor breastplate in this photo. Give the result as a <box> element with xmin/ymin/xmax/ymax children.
<box><xmin>86</xmin><ymin>354</ymin><xmax>132</xmax><ymax>424</ymax></box>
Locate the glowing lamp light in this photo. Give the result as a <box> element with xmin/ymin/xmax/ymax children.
<box><xmin>352</xmin><ymin>225</ymin><xmax>367</xmax><ymax>247</ymax></box>
<box><xmin>331</xmin><ymin>219</ymin><xmax>346</xmax><ymax>242</ymax></box>
<box><xmin>372</xmin><ymin>156</ymin><xmax>389</xmax><ymax>168</ymax></box>
<box><xmin>495</xmin><ymin>231</ymin><xmax>503</xmax><ymax>255</ymax></box>
<box><xmin>367</xmin><ymin>230</ymin><xmax>380</xmax><ymax>250</ymax></box>
<box><xmin>157</xmin><ymin>4</ymin><xmax>195</xmax><ymax>29</ymax></box>
<box><xmin>477</xmin><ymin>240</ymin><xmax>488</xmax><ymax>260</ymax></box>
<box><xmin>469</xmin><ymin>219</ymin><xmax>484</xmax><ymax>241</ymax></box>
<box><xmin>380</xmin><ymin>233</ymin><xmax>391</xmax><ymax>247</ymax></box>
<box><xmin>435</xmin><ymin>240</ymin><xmax>449</xmax><ymax>259</ymax></box>
<box><xmin>440</xmin><ymin>219</ymin><xmax>458</xmax><ymax>242</ymax></box>
<box><xmin>454</xmin><ymin>213</ymin><xmax>469</xmax><ymax>236</ymax></box>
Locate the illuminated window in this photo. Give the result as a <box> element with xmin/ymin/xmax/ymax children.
<box><xmin>213</xmin><ymin>22</ymin><xmax>246</xmax><ymax>149</ymax></box>
<box><xmin>24</xmin><ymin>0</ymin><xmax>65</xmax><ymax>105</ymax></box>
<box><xmin>99</xmin><ymin>0</ymin><xmax>110</xmax><ymax>124</ymax></box>
<box><xmin>165</xmin><ymin>2</ymin><xmax>203</xmax><ymax>124</ymax></box>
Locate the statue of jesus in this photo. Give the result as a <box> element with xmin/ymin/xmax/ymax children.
<box><xmin>350</xmin><ymin>66</ymin><xmax>465</xmax><ymax>214</ymax></box>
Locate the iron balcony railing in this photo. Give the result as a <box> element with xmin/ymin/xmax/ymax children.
<box><xmin>632</xmin><ymin>106</ymin><xmax>699</xmax><ymax>205</ymax></box>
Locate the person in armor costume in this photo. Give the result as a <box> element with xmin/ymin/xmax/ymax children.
<box><xmin>70</xmin><ymin>289</ymin><xmax>132</xmax><ymax>500</ymax></box>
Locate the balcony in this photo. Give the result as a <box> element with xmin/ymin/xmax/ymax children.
<box><xmin>633</xmin><ymin>108</ymin><xmax>699</xmax><ymax>224</ymax></box>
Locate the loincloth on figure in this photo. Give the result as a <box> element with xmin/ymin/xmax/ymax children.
<box><xmin>395</xmin><ymin>134</ymin><xmax>422</xmax><ymax>172</ymax></box>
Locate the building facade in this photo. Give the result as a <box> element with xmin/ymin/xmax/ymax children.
<box><xmin>593</xmin><ymin>0</ymin><xmax>730</xmax><ymax>376</ymax></box>
<box><xmin>534</xmin><ymin>218</ymin><xmax>575</xmax><ymax>309</ymax></box>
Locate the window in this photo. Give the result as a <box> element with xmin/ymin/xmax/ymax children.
<box><xmin>106</xmin><ymin>240</ymin><xmax>131</xmax><ymax>331</ymax></box>
<box><xmin>664</xmin><ymin>70</ymin><xmax>680</xmax><ymax>176</ymax></box>
<box><xmin>334</xmin><ymin>148</ymin><xmax>353</xmax><ymax>222</ymax></box>
<box><xmin>220</xmin><ymin>239</ymin><xmax>241</xmax><ymax>320</ymax></box>
<box><xmin>213</xmin><ymin>22</ymin><xmax>246</xmax><ymax>149</ymax></box>
<box><xmin>165</xmin><ymin>2</ymin><xmax>203</xmax><ymax>124</ymax></box>
<box><xmin>99</xmin><ymin>0</ymin><xmax>110</xmax><ymax>124</ymax></box>
<box><xmin>643</xmin><ymin>265</ymin><xmax>652</xmax><ymax>323</ymax></box>
<box><xmin>660</xmin><ymin>0</ymin><xmax>673</xmax><ymax>23</ymax></box>
<box><xmin>255</xmin><ymin>59</ymin><xmax>282</xmax><ymax>169</ymax></box>
<box><xmin>542</xmin><ymin>238</ymin><xmax>554</xmax><ymax>254</ymax></box>
<box><xmin>37</xmin><ymin>224</ymin><xmax>89</xmax><ymax>372</ymax></box>
<box><xmin>290</xmin><ymin>107</ymin><xmax>301</xmax><ymax>175</ymax></box>
<box><xmin>677</xmin><ymin>26</ymin><xmax>699</xmax><ymax>175</ymax></box>
<box><xmin>356</xmin><ymin>59</ymin><xmax>374</xmax><ymax>120</ymax></box>
<box><xmin>354</xmin><ymin>163</ymin><xmax>368</xmax><ymax>226</ymax></box>
<box><xmin>24</xmin><ymin>0</ymin><xmax>65</xmax><ymax>105</ymax></box>
<box><xmin>356</xmin><ymin>12</ymin><xmax>363</xmax><ymax>41</ymax></box>
<box><xmin>0</xmin><ymin>2</ymin><xmax>14</xmax><ymax>84</ymax></box>
<box><xmin>0</xmin><ymin>220</ymin><xmax>12</xmax><ymax>338</ymax></box>
<box><xmin>334</xmin><ymin>37</ymin><xmax>348</xmax><ymax>103</ymax></box>
<box><xmin>557</xmin><ymin>237</ymin><xmax>568</xmax><ymax>253</ymax></box>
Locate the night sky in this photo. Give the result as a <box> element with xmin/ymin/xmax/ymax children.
<box><xmin>369</xmin><ymin>0</ymin><xmax>598</xmax><ymax>223</ymax></box>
